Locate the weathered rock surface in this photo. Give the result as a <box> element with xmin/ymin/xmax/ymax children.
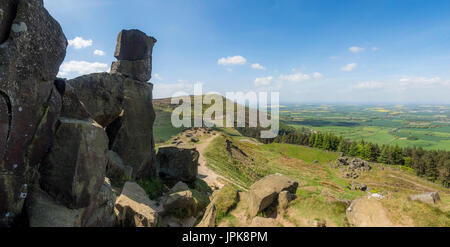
<box><xmin>277</xmin><ymin>190</ymin><xmax>296</xmax><ymax>213</ymax></box>
<box><xmin>346</xmin><ymin>197</ymin><xmax>393</xmax><ymax>227</ymax></box>
<box><xmin>0</xmin><ymin>0</ymin><xmax>66</xmax><ymax>226</ymax></box>
<box><xmin>27</xmin><ymin>178</ymin><xmax>116</xmax><ymax>227</ymax></box>
<box><xmin>114</xmin><ymin>182</ymin><xmax>158</xmax><ymax>227</ymax></box>
<box><xmin>109</xmin><ymin>78</ymin><xmax>156</xmax><ymax>179</ymax></box>
<box><xmin>106</xmin><ymin>150</ymin><xmax>133</xmax><ymax>181</ymax></box>
<box><xmin>161</xmin><ymin>190</ymin><xmax>198</xmax><ymax>217</ymax></box>
<box><xmin>85</xmin><ymin>178</ymin><xmax>117</xmax><ymax>227</ymax></box>
<box><xmin>409</xmin><ymin>192</ymin><xmax>441</xmax><ymax>204</ymax></box>
<box><xmin>114</xmin><ymin>29</ymin><xmax>157</xmax><ymax>61</ymax></box>
<box><xmin>157</xmin><ymin>146</ymin><xmax>199</xmax><ymax>182</ymax></box>
<box><xmin>39</xmin><ymin>118</ymin><xmax>108</xmax><ymax>208</ymax></box>
<box><xmin>26</xmin><ymin>187</ymin><xmax>84</xmax><ymax>227</ymax></box>
<box><xmin>59</xmin><ymin>81</ymin><xmax>91</xmax><ymax>120</ymax></box>
<box><xmin>248</xmin><ymin>174</ymin><xmax>298</xmax><ymax>217</ymax></box>
<box><xmin>68</xmin><ymin>73</ymin><xmax>124</xmax><ymax>127</ymax></box>
<box><xmin>111</xmin><ymin>29</ymin><xmax>156</xmax><ymax>82</ymax></box>
<box><xmin>169</xmin><ymin>181</ymin><xmax>190</xmax><ymax>194</ymax></box>
<box><xmin>250</xmin><ymin>216</ymin><xmax>278</xmax><ymax>227</ymax></box>
<box><xmin>111</xmin><ymin>59</ymin><xmax>151</xmax><ymax>82</ymax></box>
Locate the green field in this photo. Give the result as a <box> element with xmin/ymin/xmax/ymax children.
<box><xmin>283</xmin><ymin>104</ymin><xmax>450</xmax><ymax>150</ymax></box>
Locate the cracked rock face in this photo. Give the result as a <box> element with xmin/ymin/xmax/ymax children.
<box><xmin>0</xmin><ymin>0</ymin><xmax>67</xmax><ymax>226</ymax></box>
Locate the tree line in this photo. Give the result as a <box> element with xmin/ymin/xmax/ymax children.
<box><xmin>236</xmin><ymin>125</ymin><xmax>450</xmax><ymax>188</ymax></box>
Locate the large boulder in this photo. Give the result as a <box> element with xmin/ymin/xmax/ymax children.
<box><xmin>157</xmin><ymin>146</ymin><xmax>199</xmax><ymax>182</ymax></box>
<box><xmin>108</xmin><ymin>78</ymin><xmax>156</xmax><ymax>179</ymax></box>
<box><xmin>26</xmin><ymin>187</ymin><xmax>85</xmax><ymax>227</ymax></box>
<box><xmin>68</xmin><ymin>73</ymin><xmax>124</xmax><ymax>127</ymax></box>
<box><xmin>114</xmin><ymin>29</ymin><xmax>157</xmax><ymax>61</ymax></box>
<box><xmin>346</xmin><ymin>197</ymin><xmax>394</xmax><ymax>227</ymax></box>
<box><xmin>409</xmin><ymin>192</ymin><xmax>441</xmax><ymax>204</ymax></box>
<box><xmin>114</xmin><ymin>182</ymin><xmax>158</xmax><ymax>227</ymax></box>
<box><xmin>111</xmin><ymin>29</ymin><xmax>156</xmax><ymax>82</ymax></box>
<box><xmin>248</xmin><ymin>174</ymin><xmax>298</xmax><ymax>217</ymax></box>
<box><xmin>0</xmin><ymin>0</ymin><xmax>66</xmax><ymax>226</ymax></box>
<box><xmin>161</xmin><ymin>190</ymin><xmax>198</xmax><ymax>217</ymax></box>
<box><xmin>26</xmin><ymin>178</ymin><xmax>116</xmax><ymax>227</ymax></box>
<box><xmin>39</xmin><ymin>118</ymin><xmax>109</xmax><ymax>208</ymax></box>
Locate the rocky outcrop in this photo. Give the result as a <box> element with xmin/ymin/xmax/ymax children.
<box><xmin>248</xmin><ymin>174</ymin><xmax>298</xmax><ymax>217</ymax></box>
<box><xmin>157</xmin><ymin>146</ymin><xmax>199</xmax><ymax>182</ymax></box>
<box><xmin>0</xmin><ymin>0</ymin><xmax>67</xmax><ymax>226</ymax></box>
<box><xmin>197</xmin><ymin>201</ymin><xmax>217</xmax><ymax>227</ymax></box>
<box><xmin>39</xmin><ymin>118</ymin><xmax>109</xmax><ymax>208</ymax></box>
<box><xmin>67</xmin><ymin>73</ymin><xmax>124</xmax><ymax>127</ymax></box>
<box><xmin>111</xmin><ymin>29</ymin><xmax>157</xmax><ymax>82</ymax></box>
<box><xmin>409</xmin><ymin>192</ymin><xmax>441</xmax><ymax>204</ymax></box>
<box><xmin>108</xmin><ymin>77</ymin><xmax>156</xmax><ymax>178</ymax></box>
<box><xmin>114</xmin><ymin>182</ymin><xmax>158</xmax><ymax>227</ymax></box>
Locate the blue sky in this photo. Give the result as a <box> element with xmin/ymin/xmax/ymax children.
<box><xmin>44</xmin><ymin>0</ymin><xmax>450</xmax><ymax>104</ymax></box>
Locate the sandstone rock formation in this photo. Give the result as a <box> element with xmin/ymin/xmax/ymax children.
<box><xmin>0</xmin><ymin>0</ymin><xmax>67</xmax><ymax>226</ymax></box>
<box><xmin>111</xmin><ymin>29</ymin><xmax>156</xmax><ymax>82</ymax></box>
<box><xmin>157</xmin><ymin>146</ymin><xmax>200</xmax><ymax>182</ymax></box>
<box><xmin>248</xmin><ymin>174</ymin><xmax>298</xmax><ymax>217</ymax></box>
<box><xmin>0</xmin><ymin>1</ymin><xmax>160</xmax><ymax>227</ymax></box>
<box><xmin>114</xmin><ymin>182</ymin><xmax>158</xmax><ymax>227</ymax></box>
<box><xmin>39</xmin><ymin>118</ymin><xmax>109</xmax><ymax>208</ymax></box>
<box><xmin>409</xmin><ymin>192</ymin><xmax>441</xmax><ymax>204</ymax></box>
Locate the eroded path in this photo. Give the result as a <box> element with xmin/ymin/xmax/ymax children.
<box><xmin>195</xmin><ymin>133</ymin><xmax>225</xmax><ymax>190</ymax></box>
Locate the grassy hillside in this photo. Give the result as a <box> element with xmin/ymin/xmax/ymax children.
<box><xmin>202</xmin><ymin>130</ymin><xmax>450</xmax><ymax>227</ymax></box>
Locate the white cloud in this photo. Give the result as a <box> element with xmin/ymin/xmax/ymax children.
<box><xmin>153</xmin><ymin>81</ymin><xmax>204</xmax><ymax>99</ymax></box>
<box><xmin>93</xmin><ymin>49</ymin><xmax>105</xmax><ymax>56</ymax></box>
<box><xmin>68</xmin><ymin>37</ymin><xmax>93</xmax><ymax>49</ymax></box>
<box><xmin>153</xmin><ymin>73</ymin><xmax>163</xmax><ymax>81</ymax></box>
<box><xmin>217</xmin><ymin>55</ymin><xmax>247</xmax><ymax>66</ymax></box>
<box><xmin>313</xmin><ymin>72</ymin><xmax>323</xmax><ymax>79</ymax></box>
<box><xmin>349</xmin><ymin>46</ymin><xmax>364</xmax><ymax>53</ymax></box>
<box><xmin>254</xmin><ymin>76</ymin><xmax>274</xmax><ymax>86</ymax></box>
<box><xmin>372</xmin><ymin>47</ymin><xmax>379</xmax><ymax>51</ymax></box>
<box><xmin>251</xmin><ymin>63</ymin><xmax>266</xmax><ymax>70</ymax></box>
<box><xmin>341</xmin><ymin>63</ymin><xmax>357</xmax><ymax>72</ymax></box>
<box><xmin>279</xmin><ymin>72</ymin><xmax>310</xmax><ymax>82</ymax></box>
<box><xmin>57</xmin><ymin>60</ymin><xmax>108</xmax><ymax>78</ymax></box>
<box><xmin>350</xmin><ymin>81</ymin><xmax>384</xmax><ymax>90</ymax></box>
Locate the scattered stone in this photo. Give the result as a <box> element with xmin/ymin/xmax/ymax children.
<box><xmin>114</xmin><ymin>182</ymin><xmax>158</xmax><ymax>227</ymax></box>
<box><xmin>157</xmin><ymin>146</ymin><xmax>199</xmax><ymax>182</ymax></box>
<box><xmin>358</xmin><ymin>183</ymin><xmax>367</xmax><ymax>191</ymax></box>
<box><xmin>409</xmin><ymin>192</ymin><xmax>441</xmax><ymax>204</ymax></box>
<box><xmin>248</xmin><ymin>174</ymin><xmax>298</xmax><ymax>217</ymax></box>
<box><xmin>191</xmin><ymin>137</ymin><xmax>200</xmax><ymax>143</ymax></box>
